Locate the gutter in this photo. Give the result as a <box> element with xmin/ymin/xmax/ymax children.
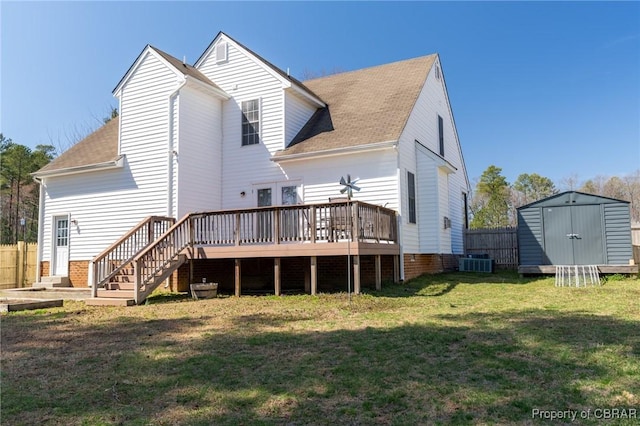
<box><xmin>32</xmin><ymin>155</ymin><xmax>125</xmax><ymax>179</ymax></box>
<box><xmin>272</xmin><ymin>140</ymin><xmax>397</xmax><ymax>162</ymax></box>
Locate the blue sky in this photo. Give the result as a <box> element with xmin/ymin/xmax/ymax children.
<box><xmin>2</xmin><ymin>1</ymin><xmax>638</xmax><ymax>187</ymax></box>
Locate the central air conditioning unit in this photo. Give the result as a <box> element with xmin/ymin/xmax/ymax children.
<box><xmin>459</xmin><ymin>257</ymin><xmax>493</xmax><ymax>273</ymax></box>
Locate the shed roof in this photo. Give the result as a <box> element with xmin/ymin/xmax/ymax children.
<box><xmin>517</xmin><ymin>191</ymin><xmax>630</xmax><ymax>209</ymax></box>
<box><xmin>274</xmin><ymin>54</ymin><xmax>437</xmax><ymax>158</ymax></box>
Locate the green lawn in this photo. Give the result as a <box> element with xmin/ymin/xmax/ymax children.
<box><xmin>2</xmin><ymin>272</ymin><xmax>639</xmax><ymax>425</ymax></box>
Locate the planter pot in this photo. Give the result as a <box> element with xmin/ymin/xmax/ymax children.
<box><xmin>190</xmin><ymin>283</ymin><xmax>218</xmax><ymax>300</ymax></box>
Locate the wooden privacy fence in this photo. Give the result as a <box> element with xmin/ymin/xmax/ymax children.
<box><xmin>0</xmin><ymin>242</ymin><xmax>38</xmax><ymax>289</ymax></box>
<box><xmin>464</xmin><ymin>227</ymin><xmax>518</xmax><ymax>269</ymax></box>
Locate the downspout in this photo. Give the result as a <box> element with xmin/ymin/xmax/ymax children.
<box><xmin>34</xmin><ymin>177</ymin><xmax>45</xmax><ymax>283</ymax></box>
<box><xmin>394</xmin><ymin>143</ymin><xmax>405</xmax><ymax>281</ymax></box>
<box><xmin>167</xmin><ymin>79</ymin><xmax>187</xmax><ymax>218</ymax></box>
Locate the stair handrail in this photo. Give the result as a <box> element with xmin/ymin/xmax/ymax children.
<box><xmin>92</xmin><ymin>216</ymin><xmax>175</xmax><ymax>296</ymax></box>
<box><xmin>133</xmin><ymin>213</ymin><xmax>194</xmax><ymax>301</ymax></box>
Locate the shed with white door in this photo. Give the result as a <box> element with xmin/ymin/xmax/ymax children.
<box><xmin>517</xmin><ymin>191</ymin><xmax>637</xmax><ymax>274</ymax></box>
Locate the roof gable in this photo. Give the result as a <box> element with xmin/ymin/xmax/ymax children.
<box><xmin>276</xmin><ymin>54</ymin><xmax>437</xmax><ymax>158</ymax></box>
<box><xmin>195</xmin><ymin>32</ymin><xmax>325</xmax><ymax>107</ymax></box>
<box><xmin>113</xmin><ymin>45</ymin><xmax>225</xmax><ymax>97</ymax></box>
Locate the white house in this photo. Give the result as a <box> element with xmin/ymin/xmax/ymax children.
<box><xmin>34</xmin><ymin>32</ymin><xmax>469</xmax><ymax>303</ymax></box>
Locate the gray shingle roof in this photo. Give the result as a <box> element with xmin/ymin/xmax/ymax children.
<box><xmin>35</xmin><ymin>116</ymin><xmax>120</xmax><ymax>175</ymax></box>
<box><xmin>39</xmin><ymin>52</ymin><xmax>438</xmax><ymax>174</ymax></box>
<box><xmin>276</xmin><ymin>54</ymin><xmax>437</xmax><ymax>157</ymax></box>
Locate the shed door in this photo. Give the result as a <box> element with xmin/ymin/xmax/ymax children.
<box><xmin>543</xmin><ymin>205</ymin><xmax>604</xmax><ymax>265</ymax></box>
<box><xmin>543</xmin><ymin>207</ymin><xmax>574</xmax><ymax>264</ymax></box>
<box><xmin>571</xmin><ymin>205</ymin><xmax>604</xmax><ymax>264</ymax></box>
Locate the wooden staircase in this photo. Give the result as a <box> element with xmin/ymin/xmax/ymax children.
<box><xmin>86</xmin><ymin>216</ymin><xmax>183</xmax><ymax>306</ymax></box>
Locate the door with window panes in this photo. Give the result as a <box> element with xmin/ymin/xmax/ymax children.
<box><xmin>280</xmin><ymin>185</ymin><xmax>299</xmax><ymax>240</ymax></box>
<box><xmin>53</xmin><ymin>216</ymin><xmax>69</xmax><ymax>276</ymax></box>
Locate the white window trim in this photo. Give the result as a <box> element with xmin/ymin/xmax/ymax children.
<box><xmin>241</xmin><ymin>98</ymin><xmax>261</xmax><ymax>146</ymax></box>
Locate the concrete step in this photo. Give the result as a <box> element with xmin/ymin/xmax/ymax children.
<box><xmin>85</xmin><ymin>298</ymin><xmax>135</xmax><ymax>307</ymax></box>
<box><xmin>34</xmin><ymin>276</ymin><xmax>71</xmax><ymax>288</ymax></box>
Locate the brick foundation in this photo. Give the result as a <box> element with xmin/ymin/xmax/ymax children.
<box><xmin>40</xmin><ymin>261</ymin><xmax>50</xmax><ymax>278</ymax></box>
<box><xmin>39</xmin><ymin>260</ymin><xmax>90</xmax><ymax>287</ymax></box>
<box><xmin>403</xmin><ymin>253</ymin><xmax>460</xmax><ymax>280</ymax></box>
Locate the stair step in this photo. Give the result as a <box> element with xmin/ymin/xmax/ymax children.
<box><xmin>105</xmin><ymin>282</ymin><xmax>135</xmax><ymax>290</ymax></box>
<box><xmin>97</xmin><ymin>289</ymin><xmax>135</xmax><ymax>299</ymax></box>
<box><xmin>85</xmin><ymin>298</ymin><xmax>135</xmax><ymax>307</ymax></box>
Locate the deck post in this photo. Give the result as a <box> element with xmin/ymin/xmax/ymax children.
<box><xmin>375</xmin><ymin>255</ymin><xmax>382</xmax><ymax>290</ymax></box>
<box><xmin>353</xmin><ymin>255</ymin><xmax>361</xmax><ymax>295</ymax></box>
<box><xmin>274</xmin><ymin>258</ymin><xmax>281</xmax><ymax>296</ymax></box>
<box><xmin>234</xmin><ymin>259</ymin><xmax>241</xmax><ymax>297</ymax></box>
<box><xmin>310</xmin><ymin>256</ymin><xmax>317</xmax><ymax>295</ymax></box>
<box><xmin>394</xmin><ymin>255</ymin><xmax>400</xmax><ymax>283</ymax></box>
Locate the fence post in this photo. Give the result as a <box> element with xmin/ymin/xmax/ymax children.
<box><xmin>17</xmin><ymin>241</ymin><xmax>25</xmax><ymax>288</ymax></box>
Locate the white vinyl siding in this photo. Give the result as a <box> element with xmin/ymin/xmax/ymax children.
<box><xmin>118</xmin><ymin>50</ymin><xmax>179</xmax><ymax>216</ymax></box>
<box><xmin>41</xmin><ymin>49</ymin><xmax>185</xmax><ymax>263</ymax></box>
<box><xmin>175</xmin><ymin>84</ymin><xmax>224</xmax><ymax>216</ymax></box>
<box><xmin>415</xmin><ymin>148</ymin><xmax>438</xmax><ymax>253</ymax></box>
<box><xmin>197</xmin><ymin>37</ymin><xmax>293</xmax><ymax>209</ymax></box>
<box><xmin>40</xmin><ymin>168</ymin><xmax>150</xmax><ymax>262</ymax></box>
<box><xmin>284</xmin><ymin>91</ymin><xmax>318</xmax><ymax>146</ymax></box>
<box><xmin>282</xmin><ymin>149</ymin><xmax>399</xmax><ymax>209</ymax></box>
<box><xmin>398</xmin><ymin>58</ymin><xmax>469</xmax><ymax>255</ymax></box>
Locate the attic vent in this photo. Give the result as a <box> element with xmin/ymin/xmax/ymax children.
<box><xmin>435</xmin><ymin>65</ymin><xmax>441</xmax><ymax>81</ymax></box>
<box><xmin>216</xmin><ymin>41</ymin><xmax>228</xmax><ymax>63</ymax></box>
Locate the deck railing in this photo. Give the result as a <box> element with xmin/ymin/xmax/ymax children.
<box><xmin>114</xmin><ymin>201</ymin><xmax>397</xmax><ymax>303</ymax></box>
<box><xmin>188</xmin><ymin>200</ymin><xmax>398</xmax><ymax>246</ymax></box>
<box><xmin>92</xmin><ymin>216</ymin><xmax>175</xmax><ymax>295</ymax></box>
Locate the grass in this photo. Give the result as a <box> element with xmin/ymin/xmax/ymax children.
<box><xmin>2</xmin><ymin>271</ymin><xmax>639</xmax><ymax>425</ymax></box>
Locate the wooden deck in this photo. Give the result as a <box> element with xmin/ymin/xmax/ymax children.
<box><xmin>518</xmin><ymin>265</ymin><xmax>638</xmax><ymax>275</ymax></box>
<box><xmin>92</xmin><ymin>201</ymin><xmax>400</xmax><ymax>304</ymax></box>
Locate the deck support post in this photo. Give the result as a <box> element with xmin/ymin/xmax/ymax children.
<box><xmin>310</xmin><ymin>256</ymin><xmax>317</xmax><ymax>295</ymax></box>
<box><xmin>375</xmin><ymin>255</ymin><xmax>382</xmax><ymax>290</ymax></box>
<box><xmin>394</xmin><ymin>255</ymin><xmax>400</xmax><ymax>283</ymax></box>
<box><xmin>234</xmin><ymin>259</ymin><xmax>241</xmax><ymax>297</ymax></box>
<box><xmin>274</xmin><ymin>258</ymin><xmax>281</xmax><ymax>296</ymax></box>
<box><xmin>353</xmin><ymin>255</ymin><xmax>360</xmax><ymax>295</ymax></box>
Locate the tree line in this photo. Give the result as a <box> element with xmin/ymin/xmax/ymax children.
<box><xmin>0</xmin><ymin>134</ymin><xmax>56</xmax><ymax>243</ymax></box>
<box><xmin>470</xmin><ymin>165</ymin><xmax>640</xmax><ymax>228</ymax></box>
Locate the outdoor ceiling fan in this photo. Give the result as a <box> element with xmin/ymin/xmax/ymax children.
<box><xmin>339</xmin><ymin>174</ymin><xmax>360</xmax><ymax>199</ymax></box>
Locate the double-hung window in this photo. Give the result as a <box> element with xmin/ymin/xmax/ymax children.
<box><xmin>242</xmin><ymin>99</ymin><xmax>260</xmax><ymax>146</ymax></box>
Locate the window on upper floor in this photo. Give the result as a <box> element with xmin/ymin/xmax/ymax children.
<box><xmin>438</xmin><ymin>115</ymin><xmax>444</xmax><ymax>157</ymax></box>
<box><xmin>242</xmin><ymin>99</ymin><xmax>260</xmax><ymax>146</ymax></box>
<box><xmin>408</xmin><ymin>171</ymin><xmax>416</xmax><ymax>224</ymax></box>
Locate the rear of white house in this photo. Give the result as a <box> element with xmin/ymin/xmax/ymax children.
<box><xmin>34</xmin><ymin>32</ymin><xmax>469</xmax><ymax>289</ymax></box>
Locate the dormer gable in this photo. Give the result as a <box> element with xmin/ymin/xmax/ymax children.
<box><xmin>112</xmin><ymin>45</ymin><xmax>228</xmax><ymax>100</ymax></box>
<box><xmin>195</xmin><ymin>32</ymin><xmax>325</xmax><ymax>108</ymax></box>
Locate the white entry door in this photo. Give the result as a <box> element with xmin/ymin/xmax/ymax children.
<box><xmin>53</xmin><ymin>216</ymin><xmax>69</xmax><ymax>276</ymax></box>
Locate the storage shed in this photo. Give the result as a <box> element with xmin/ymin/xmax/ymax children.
<box><xmin>517</xmin><ymin>192</ymin><xmax>634</xmax><ymax>271</ymax></box>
